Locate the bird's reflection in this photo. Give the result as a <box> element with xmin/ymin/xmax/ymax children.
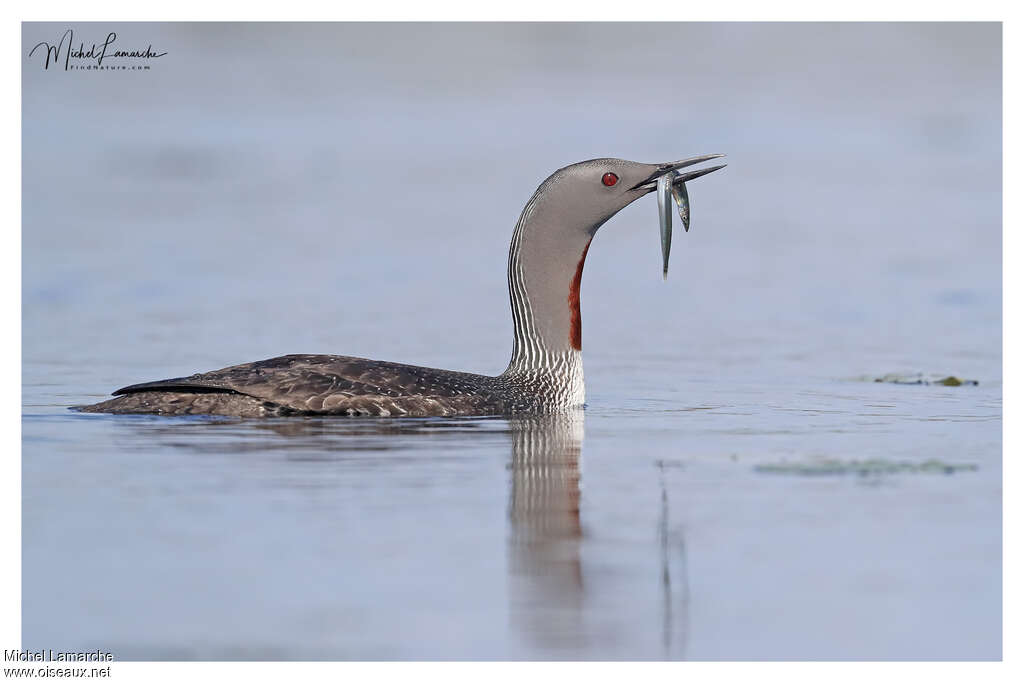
<box><xmin>657</xmin><ymin>459</ymin><xmax>690</xmax><ymax>659</ymax></box>
<box><xmin>505</xmin><ymin>414</ymin><xmax>691</xmax><ymax>659</ymax></box>
<box><xmin>507</xmin><ymin>412</ymin><xmax>586</xmax><ymax>653</ymax></box>
<box><xmin>97</xmin><ymin>410</ymin><xmax>690</xmax><ymax>658</ymax></box>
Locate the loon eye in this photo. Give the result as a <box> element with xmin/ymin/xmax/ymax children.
<box><xmin>602</xmin><ymin>172</ymin><xmax>619</xmax><ymax>187</ymax></box>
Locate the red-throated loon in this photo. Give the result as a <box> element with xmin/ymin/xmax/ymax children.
<box><xmin>78</xmin><ymin>155</ymin><xmax>725</xmax><ymax>417</ymax></box>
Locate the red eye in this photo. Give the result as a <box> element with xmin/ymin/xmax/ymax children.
<box><xmin>602</xmin><ymin>172</ymin><xmax>618</xmax><ymax>187</ymax></box>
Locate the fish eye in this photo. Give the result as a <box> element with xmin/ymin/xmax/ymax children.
<box><xmin>601</xmin><ymin>172</ymin><xmax>619</xmax><ymax>187</ymax></box>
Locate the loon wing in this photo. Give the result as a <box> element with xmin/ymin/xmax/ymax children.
<box><xmin>113</xmin><ymin>354</ymin><xmax>502</xmax><ymax>415</ymax></box>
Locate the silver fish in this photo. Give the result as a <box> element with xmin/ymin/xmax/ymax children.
<box><xmin>657</xmin><ymin>172</ymin><xmax>674</xmax><ymax>279</ymax></box>
<box><xmin>672</xmin><ymin>178</ymin><xmax>690</xmax><ymax>232</ymax></box>
<box><xmin>657</xmin><ymin>157</ymin><xmax>726</xmax><ymax>277</ymax></box>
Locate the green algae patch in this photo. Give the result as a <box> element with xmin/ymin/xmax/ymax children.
<box><xmin>754</xmin><ymin>458</ymin><xmax>979</xmax><ymax>477</ymax></box>
<box><xmin>872</xmin><ymin>373</ymin><xmax>979</xmax><ymax>386</ymax></box>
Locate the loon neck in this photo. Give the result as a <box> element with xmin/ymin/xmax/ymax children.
<box><xmin>501</xmin><ymin>192</ymin><xmax>593</xmax><ymax>399</ymax></box>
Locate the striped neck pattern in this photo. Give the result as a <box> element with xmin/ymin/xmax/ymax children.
<box><xmin>500</xmin><ymin>193</ymin><xmax>585</xmax><ymax>408</ymax></box>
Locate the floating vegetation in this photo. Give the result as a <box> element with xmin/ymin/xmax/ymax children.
<box><xmin>754</xmin><ymin>458</ymin><xmax>979</xmax><ymax>477</ymax></box>
<box><xmin>872</xmin><ymin>373</ymin><xmax>979</xmax><ymax>386</ymax></box>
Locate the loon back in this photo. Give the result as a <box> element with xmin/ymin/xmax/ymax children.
<box><xmin>81</xmin><ymin>354</ymin><xmax>517</xmax><ymax>417</ymax></box>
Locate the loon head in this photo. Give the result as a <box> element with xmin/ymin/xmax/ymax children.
<box><xmin>504</xmin><ymin>154</ymin><xmax>726</xmax><ymax>369</ymax></box>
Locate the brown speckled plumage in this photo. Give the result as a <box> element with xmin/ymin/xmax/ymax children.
<box><xmin>81</xmin><ymin>354</ymin><xmax>525</xmax><ymax>417</ymax></box>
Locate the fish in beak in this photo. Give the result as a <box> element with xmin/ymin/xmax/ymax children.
<box><xmin>639</xmin><ymin>154</ymin><xmax>726</xmax><ymax>278</ymax></box>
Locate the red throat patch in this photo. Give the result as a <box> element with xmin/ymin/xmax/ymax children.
<box><xmin>568</xmin><ymin>238</ymin><xmax>592</xmax><ymax>351</ymax></box>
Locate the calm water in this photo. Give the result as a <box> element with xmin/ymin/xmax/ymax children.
<box><xmin>22</xmin><ymin>23</ymin><xmax>1001</xmax><ymax>660</ymax></box>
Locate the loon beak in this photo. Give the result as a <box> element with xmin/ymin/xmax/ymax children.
<box><xmin>630</xmin><ymin>154</ymin><xmax>727</xmax><ymax>193</ymax></box>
